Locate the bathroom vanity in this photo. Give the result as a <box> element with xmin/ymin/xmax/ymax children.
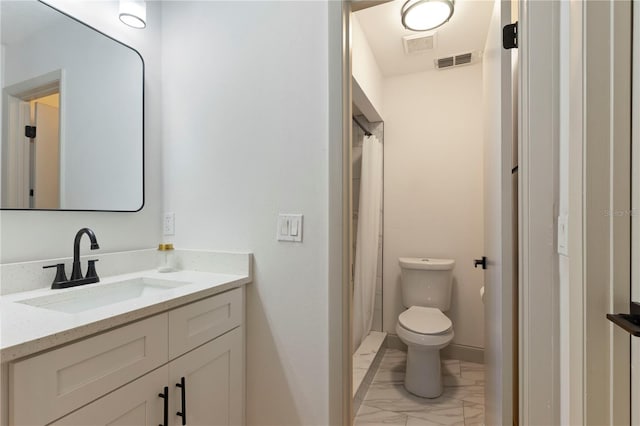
<box><xmin>0</xmin><ymin>250</ymin><xmax>252</xmax><ymax>426</ymax></box>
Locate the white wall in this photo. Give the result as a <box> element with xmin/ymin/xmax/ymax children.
<box><xmin>2</xmin><ymin>4</ymin><xmax>143</xmax><ymax>211</ymax></box>
<box><xmin>0</xmin><ymin>0</ymin><xmax>162</xmax><ymax>263</ymax></box>
<box><xmin>160</xmin><ymin>2</ymin><xmax>330</xmax><ymax>425</ymax></box>
<box><xmin>382</xmin><ymin>64</ymin><xmax>485</xmax><ymax>349</ymax></box>
<box><xmin>352</xmin><ymin>14</ymin><xmax>384</xmax><ymax>120</ymax></box>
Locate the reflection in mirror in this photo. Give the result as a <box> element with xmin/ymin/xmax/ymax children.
<box><xmin>1</xmin><ymin>0</ymin><xmax>144</xmax><ymax>211</ymax></box>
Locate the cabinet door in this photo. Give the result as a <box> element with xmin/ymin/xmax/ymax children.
<box><xmin>169</xmin><ymin>327</ymin><xmax>244</xmax><ymax>426</ymax></box>
<box><xmin>52</xmin><ymin>366</ymin><xmax>168</xmax><ymax>426</ymax></box>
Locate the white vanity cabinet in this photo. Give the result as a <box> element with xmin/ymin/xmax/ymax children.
<box><xmin>8</xmin><ymin>287</ymin><xmax>245</xmax><ymax>426</ymax></box>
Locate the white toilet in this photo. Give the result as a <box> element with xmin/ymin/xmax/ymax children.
<box><xmin>396</xmin><ymin>257</ymin><xmax>455</xmax><ymax>398</ymax></box>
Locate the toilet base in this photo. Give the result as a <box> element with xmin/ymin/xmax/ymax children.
<box><xmin>403</xmin><ymin>346</ymin><xmax>443</xmax><ymax>398</ymax></box>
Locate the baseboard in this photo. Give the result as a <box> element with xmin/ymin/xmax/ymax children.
<box><xmin>385</xmin><ymin>334</ymin><xmax>484</xmax><ymax>364</ymax></box>
<box><xmin>442</xmin><ymin>344</ymin><xmax>484</xmax><ymax>363</ymax></box>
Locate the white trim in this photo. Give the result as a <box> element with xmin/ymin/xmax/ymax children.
<box><xmin>565</xmin><ymin>1</ymin><xmax>585</xmax><ymax>423</ymax></box>
<box><xmin>631</xmin><ymin>1</ymin><xmax>639</xmax><ymax>424</ymax></box>
<box><xmin>3</xmin><ymin>70</ymin><xmax>61</xmax><ymax>100</ymax></box>
<box><xmin>328</xmin><ymin>2</ymin><xmax>352</xmax><ymax>425</ymax></box>
<box><xmin>519</xmin><ymin>0</ymin><xmax>561</xmax><ymax>424</ymax></box>
<box><xmin>58</xmin><ymin>70</ymin><xmax>67</xmax><ymax>209</ymax></box>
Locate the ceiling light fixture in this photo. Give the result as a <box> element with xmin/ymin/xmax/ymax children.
<box><xmin>119</xmin><ymin>0</ymin><xmax>146</xmax><ymax>29</ymax></box>
<box><xmin>401</xmin><ymin>0</ymin><xmax>454</xmax><ymax>32</ymax></box>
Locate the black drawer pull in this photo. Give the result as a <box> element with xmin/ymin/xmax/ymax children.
<box><xmin>158</xmin><ymin>386</ymin><xmax>169</xmax><ymax>426</ymax></box>
<box><xmin>176</xmin><ymin>376</ymin><xmax>187</xmax><ymax>425</ymax></box>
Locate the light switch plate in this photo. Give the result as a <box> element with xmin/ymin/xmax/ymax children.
<box><xmin>277</xmin><ymin>214</ymin><xmax>303</xmax><ymax>242</ymax></box>
<box><xmin>557</xmin><ymin>214</ymin><xmax>568</xmax><ymax>256</ymax></box>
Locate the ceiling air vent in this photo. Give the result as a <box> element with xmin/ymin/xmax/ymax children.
<box><xmin>403</xmin><ymin>33</ymin><xmax>436</xmax><ymax>55</ymax></box>
<box><xmin>455</xmin><ymin>53</ymin><xmax>473</xmax><ymax>65</ymax></box>
<box><xmin>435</xmin><ymin>51</ymin><xmax>482</xmax><ymax>70</ymax></box>
<box><xmin>437</xmin><ymin>56</ymin><xmax>454</xmax><ymax>69</ymax></box>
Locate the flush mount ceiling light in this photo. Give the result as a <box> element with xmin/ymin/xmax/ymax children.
<box><xmin>119</xmin><ymin>0</ymin><xmax>146</xmax><ymax>29</ymax></box>
<box><xmin>401</xmin><ymin>0</ymin><xmax>454</xmax><ymax>32</ymax></box>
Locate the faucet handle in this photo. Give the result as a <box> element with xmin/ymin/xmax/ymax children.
<box><xmin>86</xmin><ymin>259</ymin><xmax>100</xmax><ymax>281</ymax></box>
<box><xmin>43</xmin><ymin>264</ymin><xmax>68</xmax><ymax>288</ymax></box>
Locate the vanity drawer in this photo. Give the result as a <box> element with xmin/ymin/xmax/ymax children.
<box><xmin>9</xmin><ymin>314</ymin><xmax>168</xmax><ymax>426</ymax></box>
<box><xmin>169</xmin><ymin>287</ymin><xmax>243</xmax><ymax>359</ymax></box>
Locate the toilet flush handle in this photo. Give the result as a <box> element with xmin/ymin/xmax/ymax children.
<box><xmin>474</xmin><ymin>256</ymin><xmax>487</xmax><ymax>270</ymax></box>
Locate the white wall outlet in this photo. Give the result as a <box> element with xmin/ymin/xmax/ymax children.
<box><xmin>277</xmin><ymin>214</ymin><xmax>303</xmax><ymax>242</ymax></box>
<box><xmin>163</xmin><ymin>212</ymin><xmax>175</xmax><ymax>236</ymax></box>
<box><xmin>557</xmin><ymin>214</ymin><xmax>568</xmax><ymax>256</ymax></box>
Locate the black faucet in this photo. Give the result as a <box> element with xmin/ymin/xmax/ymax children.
<box><xmin>71</xmin><ymin>228</ymin><xmax>100</xmax><ymax>280</ymax></box>
<box><xmin>43</xmin><ymin>227</ymin><xmax>101</xmax><ymax>289</ymax></box>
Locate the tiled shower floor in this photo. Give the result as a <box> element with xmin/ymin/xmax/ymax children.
<box><xmin>354</xmin><ymin>349</ymin><xmax>485</xmax><ymax>426</ymax></box>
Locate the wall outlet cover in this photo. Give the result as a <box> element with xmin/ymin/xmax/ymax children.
<box><xmin>163</xmin><ymin>212</ymin><xmax>175</xmax><ymax>236</ymax></box>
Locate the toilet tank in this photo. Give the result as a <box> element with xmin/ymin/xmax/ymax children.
<box><xmin>399</xmin><ymin>258</ymin><xmax>455</xmax><ymax>310</ymax></box>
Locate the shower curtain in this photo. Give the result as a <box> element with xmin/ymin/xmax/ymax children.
<box><xmin>352</xmin><ymin>134</ymin><xmax>383</xmax><ymax>351</ymax></box>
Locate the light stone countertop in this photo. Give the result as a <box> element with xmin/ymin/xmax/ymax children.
<box><xmin>0</xmin><ymin>269</ymin><xmax>251</xmax><ymax>363</ymax></box>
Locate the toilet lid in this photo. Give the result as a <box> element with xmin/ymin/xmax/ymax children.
<box><xmin>399</xmin><ymin>306</ymin><xmax>452</xmax><ymax>335</ymax></box>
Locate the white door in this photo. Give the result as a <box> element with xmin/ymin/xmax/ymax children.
<box><xmin>169</xmin><ymin>327</ymin><xmax>244</xmax><ymax>426</ymax></box>
<box><xmin>632</xmin><ymin>1</ymin><xmax>639</xmax><ymax>422</ymax></box>
<box><xmin>51</xmin><ymin>366</ymin><xmax>168</xmax><ymax>426</ymax></box>
<box><xmin>482</xmin><ymin>0</ymin><xmax>516</xmax><ymax>424</ymax></box>
<box><xmin>33</xmin><ymin>102</ymin><xmax>60</xmax><ymax>209</ymax></box>
<box><xmin>2</xmin><ymin>96</ymin><xmax>30</xmax><ymax>208</ymax></box>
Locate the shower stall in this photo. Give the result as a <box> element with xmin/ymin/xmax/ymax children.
<box><xmin>351</xmin><ymin>114</ymin><xmax>385</xmax><ymax>412</ymax></box>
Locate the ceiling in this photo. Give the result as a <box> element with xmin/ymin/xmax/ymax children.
<box><xmin>355</xmin><ymin>0</ymin><xmax>495</xmax><ymax>77</ymax></box>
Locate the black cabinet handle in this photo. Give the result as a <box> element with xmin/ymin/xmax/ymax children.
<box><xmin>158</xmin><ymin>386</ymin><xmax>169</xmax><ymax>426</ymax></box>
<box><xmin>176</xmin><ymin>377</ymin><xmax>187</xmax><ymax>425</ymax></box>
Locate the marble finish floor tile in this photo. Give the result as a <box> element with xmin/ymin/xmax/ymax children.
<box><xmin>355</xmin><ymin>350</ymin><xmax>485</xmax><ymax>426</ymax></box>
<box><xmin>460</xmin><ymin>362</ymin><xmax>485</xmax><ymax>385</ymax></box>
<box><xmin>355</xmin><ymin>404</ymin><xmax>408</xmax><ymax>426</ymax></box>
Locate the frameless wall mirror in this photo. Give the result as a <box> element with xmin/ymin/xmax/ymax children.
<box><xmin>1</xmin><ymin>0</ymin><xmax>144</xmax><ymax>211</ymax></box>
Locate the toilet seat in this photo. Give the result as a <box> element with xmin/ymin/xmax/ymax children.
<box><xmin>396</xmin><ymin>306</ymin><xmax>454</xmax><ymax>351</ymax></box>
<box><xmin>396</xmin><ymin>322</ymin><xmax>454</xmax><ymax>350</ymax></box>
<box><xmin>399</xmin><ymin>306</ymin><xmax>452</xmax><ymax>335</ymax></box>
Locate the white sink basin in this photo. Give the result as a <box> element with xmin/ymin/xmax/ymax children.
<box><xmin>17</xmin><ymin>277</ymin><xmax>190</xmax><ymax>314</ymax></box>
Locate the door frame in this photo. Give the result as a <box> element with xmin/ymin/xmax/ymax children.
<box><xmin>329</xmin><ymin>1</ymin><xmax>564</xmax><ymax>424</ymax></box>
<box><xmin>518</xmin><ymin>0</ymin><xmax>562</xmax><ymax>424</ymax></box>
<box><xmin>560</xmin><ymin>1</ymin><xmax>633</xmax><ymax>424</ymax></box>
<box><xmin>633</xmin><ymin>2</ymin><xmax>640</xmax><ymax>423</ymax></box>
<box><xmin>328</xmin><ymin>1</ymin><xmax>352</xmax><ymax>425</ymax></box>
<box><xmin>2</xmin><ymin>69</ymin><xmax>66</xmax><ymax>208</ymax></box>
